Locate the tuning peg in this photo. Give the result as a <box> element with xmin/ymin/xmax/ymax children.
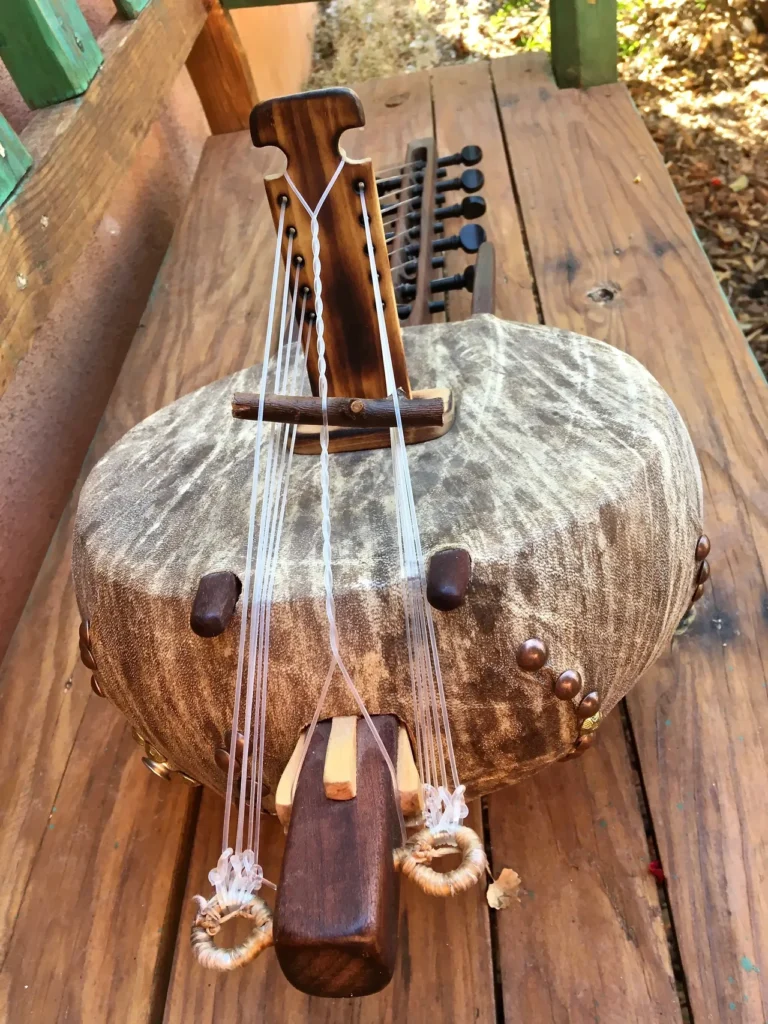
<box><xmin>437</xmin><ymin>145</ymin><xmax>482</xmax><ymax>169</ymax></box>
<box><xmin>430</xmin><ymin>265</ymin><xmax>475</xmax><ymax>294</ymax></box>
<box><xmin>398</xmin><ymin>259</ymin><xmax>419</xmax><ymax>279</ymax></box>
<box><xmin>434</xmin><ymin>195</ymin><xmax>486</xmax><ymax>222</ymax></box>
<box><xmin>436</xmin><ymin>168</ymin><xmax>484</xmax><ymax>195</ymax></box>
<box><xmin>429</xmin><ymin>300</ymin><xmax>446</xmax><ymax>314</ymax></box>
<box><xmin>432</xmin><ymin>255</ymin><xmax>445</xmax><ymax>269</ymax></box>
<box><xmin>377</xmin><ymin>175</ymin><xmax>402</xmax><ymax>194</ymax></box>
<box><xmin>433</xmin><ymin>223</ymin><xmax>486</xmax><ymax>255</ymax></box>
<box><xmin>397</xmin><ymin>282</ymin><xmax>417</xmax><ymax>300</ymax></box>
<box><xmin>397</xmin><ymin>303</ymin><xmax>412</xmax><ymax>320</ymax></box>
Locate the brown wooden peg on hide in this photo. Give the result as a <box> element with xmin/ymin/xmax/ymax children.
<box><xmin>426</xmin><ymin>547</ymin><xmax>472</xmax><ymax>610</ymax></box>
<box><xmin>471</xmin><ymin>241</ymin><xmax>496</xmax><ymax>316</ymax></box>
<box><xmin>274</xmin><ymin>715</ymin><xmax>401</xmax><ymax>998</ymax></box>
<box><xmin>553</xmin><ymin>669</ymin><xmax>582</xmax><ymax>701</ymax></box>
<box><xmin>190</xmin><ymin>571</ymin><xmax>241</xmax><ymax>638</ymax></box>
<box><xmin>695</xmin><ymin>534</ymin><xmax>711</xmax><ymax>561</ymax></box>
<box><xmin>698</xmin><ymin>559</ymin><xmax>710</xmax><ymax>584</ymax></box>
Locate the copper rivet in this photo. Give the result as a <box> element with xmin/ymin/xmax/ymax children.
<box><xmin>214</xmin><ymin>747</ymin><xmax>232</xmax><ymax>773</ymax></box>
<box><xmin>572</xmin><ymin>732</ymin><xmax>597</xmax><ymax>755</ymax></box>
<box><xmin>516</xmin><ymin>638</ymin><xmax>549</xmax><ymax>672</ymax></box>
<box><xmin>90</xmin><ymin>675</ymin><xmax>105</xmax><ymax>698</ymax></box>
<box><xmin>79</xmin><ymin>641</ymin><xmax>97</xmax><ymax>671</ymax></box>
<box><xmin>142</xmin><ymin>756</ymin><xmax>172</xmax><ymax>781</ymax></box>
<box><xmin>224</xmin><ymin>730</ymin><xmax>246</xmax><ymax>763</ymax></box>
<box><xmin>698</xmin><ymin>559</ymin><xmax>710</xmax><ymax>584</ymax></box>
<box><xmin>554</xmin><ymin>669</ymin><xmax>582</xmax><ymax>701</ymax></box>
<box><xmin>576</xmin><ymin>690</ymin><xmax>600</xmax><ymax>720</ymax></box>
<box><xmin>691</xmin><ymin>583</ymin><xmax>705</xmax><ymax>604</ymax></box>
<box><xmin>695</xmin><ymin>535</ymin><xmax>711</xmax><ymax>561</ymax></box>
<box><xmin>79</xmin><ymin>620</ymin><xmax>90</xmax><ymax>646</ymax></box>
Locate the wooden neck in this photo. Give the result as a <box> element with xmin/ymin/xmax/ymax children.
<box><xmin>250</xmin><ymin>88</ymin><xmax>411</xmax><ymax>400</ymax></box>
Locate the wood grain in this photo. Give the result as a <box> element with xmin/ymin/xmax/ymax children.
<box><xmin>487</xmin><ymin>713</ymin><xmax>681</xmax><ymax>1023</ymax></box>
<box><xmin>232</xmin><ymin>392</ymin><xmax>445</xmax><ymax>427</ymax></box>
<box><xmin>492</xmin><ymin>51</ymin><xmax>768</xmax><ymax>1022</ymax></box>
<box><xmin>275</xmin><ymin>717</ymin><xmax>400</xmax><ymax>997</ymax></box>
<box><xmin>0</xmin><ymin>135</ymin><xmax>282</xmax><ymax>1017</ymax></box>
<box><xmin>430</xmin><ymin>60</ymin><xmax>538</xmax><ymax>326</ymax></box>
<box><xmin>0</xmin><ymin>0</ymin><xmax>207</xmax><ymax>398</ymax></box>
<box><xmin>186</xmin><ymin>0</ymin><xmax>258</xmax><ymax>135</ymax></box>
<box><xmin>164</xmin><ymin>794</ymin><xmax>496</xmax><ymax>1023</ymax></box>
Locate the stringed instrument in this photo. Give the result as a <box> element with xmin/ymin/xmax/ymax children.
<box><xmin>71</xmin><ymin>87</ymin><xmax>709</xmax><ymax>998</ymax></box>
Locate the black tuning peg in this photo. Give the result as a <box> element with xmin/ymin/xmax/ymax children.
<box><xmin>429</xmin><ymin>300</ymin><xmax>446</xmax><ymax>314</ymax></box>
<box><xmin>397</xmin><ymin>282</ymin><xmax>417</xmax><ymax>300</ymax></box>
<box><xmin>434</xmin><ymin>194</ymin><xmax>486</xmax><ymax>222</ymax></box>
<box><xmin>377</xmin><ymin>175</ymin><xmax>402</xmax><ymax>194</ymax></box>
<box><xmin>430</xmin><ymin>265</ymin><xmax>475</xmax><ymax>295</ymax></box>
<box><xmin>432</xmin><ymin>255</ymin><xmax>445</xmax><ymax>269</ymax></box>
<box><xmin>436</xmin><ymin>168</ymin><xmax>484</xmax><ymax>195</ymax></box>
<box><xmin>433</xmin><ymin>223</ymin><xmax>486</xmax><ymax>255</ymax></box>
<box><xmin>397</xmin><ymin>303</ymin><xmax>412</xmax><ymax>320</ymax></box>
<box><xmin>405</xmin><ymin>214</ymin><xmax>446</xmax><ymax>234</ymax></box>
<box><xmin>437</xmin><ymin>145</ymin><xmax>483</xmax><ymax>169</ymax></box>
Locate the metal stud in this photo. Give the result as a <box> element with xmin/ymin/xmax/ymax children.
<box><xmin>214</xmin><ymin>747</ymin><xmax>234</xmax><ymax>773</ymax></box>
<box><xmin>142</xmin><ymin>757</ymin><xmax>173</xmax><ymax>781</ymax></box>
<box><xmin>79</xmin><ymin>641</ymin><xmax>97</xmax><ymax>671</ymax></box>
<box><xmin>224</xmin><ymin>729</ymin><xmax>246</xmax><ymax>763</ymax></box>
<box><xmin>553</xmin><ymin>669</ymin><xmax>582</xmax><ymax>701</ymax></box>
<box><xmin>176</xmin><ymin>770</ymin><xmax>202</xmax><ymax>787</ymax></box>
<box><xmin>695</xmin><ymin>535</ymin><xmax>711</xmax><ymax>561</ymax></box>
<box><xmin>90</xmin><ymin>674</ymin><xmax>105</xmax><ymax>698</ymax></box>
<box><xmin>576</xmin><ymin>690</ymin><xmax>600</xmax><ymax>720</ymax></box>
<box><xmin>79</xmin><ymin>619</ymin><xmax>90</xmax><ymax>646</ymax></box>
<box><xmin>698</xmin><ymin>559</ymin><xmax>710</xmax><ymax>584</ymax></box>
<box><xmin>516</xmin><ymin>638</ymin><xmax>549</xmax><ymax>672</ymax></box>
<box><xmin>691</xmin><ymin>584</ymin><xmax>705</xmax><ymax>604</ymax></box>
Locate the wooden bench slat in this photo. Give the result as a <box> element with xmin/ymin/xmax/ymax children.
<box><xmin>0</xmin><ymin>0</ymin><xmax>208</xmax><ymax>399</ymax></box>
<box><xmin>424</xmin><ymin>55</ymin><xmax>681</xmax><ymax>1023</ymax></box>
<box><xmin>492</xmin><ymin>51</ymin><xmax>768</xmax><ymax>1023</ymax></box>
<box><xmin>0</xmin><ymin>116</ymin><xmax>33</xmax><ymax>206</ymax></box>
<box><xmin>430</xmin><ymin>60</ymin><xmax>538</xmax><ymax>326</ymax></box>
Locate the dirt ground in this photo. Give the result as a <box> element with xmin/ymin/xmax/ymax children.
<box><xmin>309</xmin><ymin>0</ymin><xmax>768</xmax><ymax>374</ymax></box>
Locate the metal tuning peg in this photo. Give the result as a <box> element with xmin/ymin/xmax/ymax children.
<box><xmin>432</xmin><ymin>255</ymin><xmax>445</xmax><ymax>269</ymax></box>
<box><xmin>434</xmin><ymin>194</ymin><xmax>486</xmax><ymax>222</ymax></box>
<box><xmin>435</xmin><ymin>168</ymin><xmax>484</xmax><ymax>195</ymax></box>
<box><xmin>437</xmin><ymin>144</ymin><xmax>483</xmax><ymax>169</ymax></box>
<box><xmin>430</xmin><ymin>265</ymin><xmax>475</xmax><ymax>295</ymax></box>
<box><xmin>397</xmin><ymin>282</ymin><xmax>417</xmax><ymax>301</ymax></box>
<box><xmin>429</xmin><ymin>300</ymin><xmax>446</xmax><ymax>314</ymax></box>
<box><xmin>433</xmin><ymin>223</ymin><xmax>486</xmax><ymax>255</ymax></box>
<box><xmin>397</xmin><ymin>303</ymin><xmax>412</xmax><ymax>321</ymax></box>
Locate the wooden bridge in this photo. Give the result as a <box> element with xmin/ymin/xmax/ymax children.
<box><xmin>0</xmin><ymin>2</ymin><xmax>766</xmax><ymax>1022</ymax></box>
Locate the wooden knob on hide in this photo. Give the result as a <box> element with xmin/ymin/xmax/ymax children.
<box><xmin>695</xmin><ymin>535</ymin><xmax>711</xmax><ymax>561</ymax></box>
<box><xmin>576</xmin><ymin>690</ymin><xmax>601</xmax><ymax>720</ymax></box>
<box><xmin>190</xmin><ymin>571</ymin><xmax>241</xmax><ymax>638</ymax></box>
<box><xmin>426</xmin><ymin>547</ymin><xmax>472</xmax><ymax>610</ymax></box>
<box><xmin>553</xmin><ymin>669</ymin><xmax>582</xmax><ymax>700</ymax></box>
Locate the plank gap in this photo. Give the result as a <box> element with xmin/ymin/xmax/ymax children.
<box><xmin>619</xmin><ymin>701</ymin><xmax>696</xmax><ymax>1024</ymax></box>
<box><xmin>489</xmin><ymin>60</ymin><xmax>545</xmax><ymax>325</ymax></box>
<box><xmin>481</xmin><ymin>796</ymin><xmax>506</xmax><ymax>1024</ymax></box>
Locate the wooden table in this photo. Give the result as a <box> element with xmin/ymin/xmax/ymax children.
<box><xmin>2</xmin><ymin>53</ymin><xmax>766</xmax><ymax>1023</ymax></box>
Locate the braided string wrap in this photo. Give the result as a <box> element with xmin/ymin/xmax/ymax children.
<box><xmin>191</xmin><ymin>891</ymin><xmax>273</xmax><ymax>971</ymax></box>
<box><xmin>394</xmin><ymin>826</ymin><xmax>487</xmax><ymax>897</ymax></box>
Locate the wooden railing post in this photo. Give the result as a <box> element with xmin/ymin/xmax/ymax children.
<box><xmin>0</xmin><ymin>117</ymin><xmax>33</xmax><ymax>206</ymax></box>
<box><xmin>0</xmin><ymin>0</ymin><xmax>103</xmax><ymax>108</ymax></box>
<box><xmin>549</xmin><ymin>0</ymin><xmax>618</xmax><ymax>89</ymax></box>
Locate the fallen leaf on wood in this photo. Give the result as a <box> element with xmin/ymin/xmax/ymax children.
<box><xmin>486</xmin><ymin>867</ymin><xmax>522</xmax><ymax>910</ymax></box>
<box><xmin>729</xmin><ymin>174</ymin><xmax>750</xmax><ymax>192</ymax></box>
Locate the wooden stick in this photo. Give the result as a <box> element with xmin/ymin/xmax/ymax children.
<box><xmin>275</xmin><ymin>730</ymin><xmax>306</xmax><ymax>828</ymax></box>
<box><xmin>397</xmin><ymin>725</ymin><xmax>424</xmax><ymax>817</ymax></box>
<box><xmin>323</xmin><ymin>717</ymin><xmax>357</xmax><ymax>800</ymax></box>
<box><xmin>232</xmin><ymin>393</ymin><xmax>445</xmax><ymax>428</ymax></box>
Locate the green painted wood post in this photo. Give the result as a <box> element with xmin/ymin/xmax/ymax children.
<box><xmin>0</xmin><ymin>0</ymin><xmax>103</xmax><ymax>109</ymax></box>
<box><xmin>550</xmin><ymin>0</ymin><xmax>618</xmax><ymax>89</ymax></box>
<box><xmin>0</xmin><ymin>117</ymin><xmax>33</xmax><ymax>206</ymax></box>
<box><xmin>113</xmin><ymin>0</ymin><xmax>151</xmax><ymax>16</ymax></box>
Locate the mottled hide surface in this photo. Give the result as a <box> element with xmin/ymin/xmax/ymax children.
<box><xmin>72</xmin><ymin>315</ymin><xmax>702</xmax><ymax>799</ymax></box>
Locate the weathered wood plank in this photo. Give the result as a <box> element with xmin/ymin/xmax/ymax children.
<box><xmin>550</xmin><ymin>0</ymin><xmax>618</xmax><ymax>89</ymax></box>
<box><xmin>0</xmin><ymin>134</ymin><xmax>282</xmax><ymax>1012</ymax></box>
<box><xmin>0</xmin><ymin>0</ymin><xmax>103</xmax><ymax>108</ymax></box>
<box><xmin>0</xmin><ymin>116</ymin><xmax>33</xmax><ymax>206</ymax></box>
<box><xmin>488</xmin><ymin>714</ymin><xmax>682</xmax><ymax>1023</ymax></box>
<box><xmin>0</xmin><ymin>0</ymin><xmax>208</xmax><ymax>399</ymax></box>
<box><xmin>492</xmin><ymin>51</ymin><xmax>768</xmax><ymax>1022</ymax></box>
<box><xmin>426</xmin><ymin>54</ymin><xmax>684</xmax><ymax>1024</ymax></box>
<box><xmin>430</xmin><ymin>59</ymin><xmax>537</xmax><ymax>325</ymax></box>
<box><xmin>162</xmin><ymin>70</ymin><xmax>496</xmax><ymax>1020</ymax></box>
<box><xmin>186</xmin><ymin>0</ymin><xmax>259</xmax><ymax>135</ymax></box>
<box><xmin>164</xmin><ymin>796</ymin><xmax>494</xmax><ymax>1023</ymax></box>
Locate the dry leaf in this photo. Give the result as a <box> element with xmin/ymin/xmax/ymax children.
<box><xmin>486</xmin><ymin>868</ymin><xmax>522</xmax><ymax>910</ymax></box>
<box><xmin>729</xmin><ymin>174</ymin><xmax>749</xmax><ymax>192</ymax></box>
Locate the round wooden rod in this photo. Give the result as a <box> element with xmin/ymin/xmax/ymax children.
<box><xmin>232</xmin><ymin>393</ymin><xmax>445</xmax><ymax>428</ymax></box>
